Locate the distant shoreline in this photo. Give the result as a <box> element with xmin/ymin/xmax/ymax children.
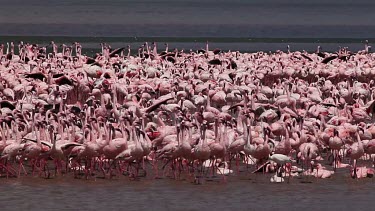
<box><xmin>0</xmin><ymin>36</ymin><xmax>371</xmax><ymax>54</ymax></box>
<box><xmin>0</xmin><ymin>36</ymin><xmax>374</xmax><ymax>44</ymax></box>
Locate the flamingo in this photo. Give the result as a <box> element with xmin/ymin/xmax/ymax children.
<box><xmin>193</xmin><ymin>121</ymin><xmax>211</xmax><ymax>176</ymax></box>
<box><xmin>1</xmin><ymin>39</ymin><xmax>375</xmax><ymax>182</ymax></box>
<box><xmin>328</xmin><ymin>129</ymin><xmax>344</xmax><ymax>170</ymax></box>
<box><xmin>347</xmin><ymin>129</ymin><xmax>365</xmax><ymax>178</ymax></box>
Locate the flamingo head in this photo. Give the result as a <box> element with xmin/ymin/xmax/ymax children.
<box><xmin>367</xmin><ymin>168</ymin><xmax>374</xmax><ymax>178</ymax></box>
<box><xmin>346</xmin><ymin>148</ymin><xmax>352</xmax><ymax>157</ymax></box>
<box><xmin>333</xmin><ymin>129</ymin><xmax>339</xmax><ymax>137</ymax></box>
<box><xmin>147</xmin><ymin>131</ymin><xmax>161</xmax><ymax>139</ymax></box>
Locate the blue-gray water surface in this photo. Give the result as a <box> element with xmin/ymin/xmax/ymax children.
<box><xmin>1</xmin><ymin>0</ymin><xmax>375</xmax><ymax>38</ymax></box>
<box><xmin>0</xmin><ymin>174</ymin><xmax>374</xmax><ymax>211</ymax></box>
<box><xmin>1</xmin><ymin>0</ymin><xmax>375</xmax><ymax>52</ymax></box>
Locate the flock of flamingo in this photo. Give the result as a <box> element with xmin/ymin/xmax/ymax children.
<box><xmin>0</xmin><ymin>40</ymin><xmax>374</xmax><ymax>183</ymax></box>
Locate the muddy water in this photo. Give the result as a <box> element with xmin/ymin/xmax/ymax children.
<box><xmin>0</xmin><ymin>171</ymin><xmax>373</xmax><ymax>211</ymax></box>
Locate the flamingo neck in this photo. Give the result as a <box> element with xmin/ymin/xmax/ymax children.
<box><xmin>214</xmin><ymin>120</ymin><xmax>219</xmax><ymax>143</ymax></box>
<box><xmin>248</xmin><ymin>123</ymin><xmax>253</xmax><ymax>145</ymax></box>
<box><xmin>201</xmin><ymin>127</ymin><xmax>207</xmax><ymax>146</ymax></box>
<box><xmin>176</xmin><ymin>127</ymin><xmax>180</xmax><ymax>145</ymax></box>
<box><xmin>36</xmin><ymin>127</ymin><xmax>41</xmax><ymax>146</ymax></box>
<box><xmin>156</xmin><ymin>112</ymin><xmax>166</xmax><ymax>127</ymax></box>
<box><xmin>285</xmin><ymin>126</ymin><xmax>291</xmax><ymax>148</ymax></box>
<box><xmin>51</xmin><ymin>132</ymin><xmax>57</xmax><ymax>151</ymax></box>
<box><xmin>1</xmin><ymin>124</ymin><xmax>6</xmax><ymax>145</ymax></box>
<box><xmin>222</xmin><ymin>124</ymin><xmax>228</xmax><ymax>147</ymax></box>
<box><xmin>107</xmin><ymin>125</ymin><xmax>112</xmax><ymax>145</ymax></box>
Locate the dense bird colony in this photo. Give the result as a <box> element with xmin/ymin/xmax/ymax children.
<box><xmin>0</xmin><ymin>41</ymin><xmax>374</xmax><ymax>183</ymax></box>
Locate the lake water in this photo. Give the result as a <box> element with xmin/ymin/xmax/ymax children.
<box><xmin>0</xmin><ymin>160</ymin><xmax>374</xmax><ymax>211</ymax></box>
<box><xmin>0</xmin><ymin>171</ymin><xmax>374</xmax><ymax>211</ymax></box>
<box><xmin>1</xmin><ymin>0</ymin><xmax>375</xmax><ymax>52</ymax></box>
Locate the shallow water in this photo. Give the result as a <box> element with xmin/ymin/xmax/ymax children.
<box><xmin>0</xmin><ymin>168</ymin><xmax>374</xmax><ymax>211</ymax></box>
